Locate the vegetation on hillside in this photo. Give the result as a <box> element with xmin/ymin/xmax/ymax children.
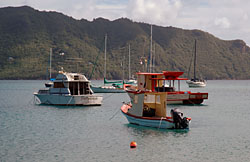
<box><xmin>0</xmin><ymin>6</ymin><xmax>250</xmax><ymax>80</ymax></box>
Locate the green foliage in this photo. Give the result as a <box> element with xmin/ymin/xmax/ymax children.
<box><xmin>0</xmin><ymin>6</ymin><xmax>250</xmax><ymax>79</ymax></box>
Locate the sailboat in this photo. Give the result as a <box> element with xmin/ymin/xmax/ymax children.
<box><xmin>125</xmin><ymin>44</ymin><xmax>137</xmax><ymax>84</ymax></box>
<box><xmin>91</xmin><ymin>35</ymin><xmax>126</xmax><ymax>93</ymax></box>
<box><xmin>125</xmin><ymin>27</ymin><xmax>208</xmax><ymax>105</ymax></box>
<box><xmin>186</xmin><ymin>40</ymin><xmax>206</xmax><ymax>88</ymax></box>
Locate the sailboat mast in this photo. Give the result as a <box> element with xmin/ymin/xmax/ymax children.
<box><xmin>49</xmin><ymin>48</ymin><xmax>52</xmax><ymax>79</ymax></box>
<box><xmin>194</xmin><ymin>40</ymin><xmax>197</xmax><ymax>80</ymax></box>
<box><xmin>123</xmin><ymin>55</ymin><xmax>125</xmax><ymax>80</ymax></box>
<box><xmin>128</xmin><ymin>44</ymin><xmax>131</xmax><ymax>79</ymax></box>
<box><xmin>149</xmin><ymin>25</ymin><xmax>153</xmax><ymax>73</ymax></box>
<box><xmin>104</xmin><ymin>34</ymin><xmax>107</xmax><ymax>79</ymax></box>
<box><xmin>153</xmin><ymin>43</ymin><xmax>155</xmax><ymax>73</ymax></box>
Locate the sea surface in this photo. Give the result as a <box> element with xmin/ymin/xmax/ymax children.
<box><xmin>0</xmin><ymin>80</ymin><xmax>250</xmax><ymax>162</ymax></box>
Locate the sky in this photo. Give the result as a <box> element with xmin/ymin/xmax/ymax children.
<box><xmin>1</xmin><ymin>0</ymin><xmax>250</xmax><ymax>45</ymax></box>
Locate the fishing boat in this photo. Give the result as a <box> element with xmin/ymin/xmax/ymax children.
<box><xmin>34</xmin><ymin>70</ymin><xmax>103</xmax><ymax>106</ymax></box>
<box><xmin>121</xmin><ymin>91</ymin><xmax>191</xmax><ymax>129</ymax></box>
<box><xmin>126</xmin><ymin>71</ymin><xmax>208</xmax><ymax>105</ymax></box>
<box><xmin>186</xmin><ymin>40</ymin><xmax>206</xmax><ymax>88</ymax></box>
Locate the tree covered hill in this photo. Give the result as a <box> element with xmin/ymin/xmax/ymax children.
<box><xmin>0</xmin><ymin>6</ymin><xmax>250</xmax><ymax>79</ymax></box>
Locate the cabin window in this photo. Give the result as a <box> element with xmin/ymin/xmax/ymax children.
<box><xmin>134</xmin><ymin>95</ymin><xmax>138</xmax><ymax>103</ymax></box>
<box><xmin>79</xmin><ymin>82</ymin><xmax>88</xmax><ymax>95</ymax></box>
<box><xmin>144</xmin><ymin>94</ymin><xmax>155</xmax><ymax>103</ymax></box>
<box><xmin>54</xmin><ymin>82</ymin><xmax>65</xmax><ymax>88</ymax></box>
<box><xmin>69</xmin><ymin>82</ymin><xmax>79</xmax><ymax>95</ymax></box>
<box><xmin>74</xmin><ymin>75</ymin><xmax>79</xmax><ymax>80</ymax></box>
<box><xmin>79</xmin><ymin>82</ymin><xmax>84</xmax><ymax>95</ymax></box>
<box><xmin>156</xmin><ymin>95</ymin><xmax>161</xmax><ymax>104</ymax></box>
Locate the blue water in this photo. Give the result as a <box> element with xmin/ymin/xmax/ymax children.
<box><xmin>1</xmin><ymin>80</ymin><xmax>250</xmax><ymax>162</ymax></box>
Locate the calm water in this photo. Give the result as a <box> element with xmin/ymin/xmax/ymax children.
<box><xmin>0</xmin><ymin>80</ymin><xmax>250</xmax><ymax>162</ymax></box>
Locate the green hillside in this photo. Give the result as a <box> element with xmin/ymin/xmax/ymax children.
<box><xmin>0</xmin><ymin>6</ymin><xmax>250</xmax><ymax>79</ymax></box>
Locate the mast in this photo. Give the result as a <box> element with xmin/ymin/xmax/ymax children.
<box><xmin>194</xmin><ymin>39</ymin><xmax>197</xmax><ymax>80</ymax></box>
<box><xmin>104</xmin><ymin>34</ymin><xmax>107</xmax><ymax>79</ymax></box>
<box><xmin>149</xmin><ymin>25</ymin><xmax>153</xmax><ymax>73</ymax></box>
<box><xmin>49</xmin><ymin>48</ymin><xmax>52</xmax><ymax>79</ymax></box>
<box><xmin>153</xmin><ymin>43</ymin><xmax>155</xmax><ymax>73</ymax></box>
<box><xmin>123</xmin><ymin>55</ymin><xmax>125</xmax><ymax>80</ymax></box>
<box><xmin>128</xmin><ymin>44</ymin><xmax>131</xmax><ymax>79</ymax></box>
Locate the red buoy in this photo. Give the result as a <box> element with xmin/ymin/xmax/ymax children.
<box><xmin>130</xmin><ymin>141</ymin><xmax>137</xmax><ymax>148</ymax></box>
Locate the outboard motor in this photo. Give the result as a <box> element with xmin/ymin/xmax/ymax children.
<box><xmin>171</xmin><ymin>108</ymin><xmax>189</xmax><ymax>129</ymax></box>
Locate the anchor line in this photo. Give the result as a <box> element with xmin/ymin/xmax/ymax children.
<box><xmin>103</xmin><ymin>93</ymin><xmax>115</xmax><ymax>101</ymax></box>
<box><xmin>158</xmin><ymin>117</ymin><xmax>164</xmax><ymax>129</ymax></box>
<box><xmin>67</xmin><ymin>96</ymin><xmax>73</xmax><ymax>105</ymax></box>
<box><xmin>109</xmin><ymin>107</ymin><xmax>121</xmax><ymax>120</ymax></box>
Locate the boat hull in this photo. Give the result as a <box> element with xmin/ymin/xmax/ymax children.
<box><xmin>34</xmin><ymin>93</ymin><xmax>103</xmax><ymax>106</ymax></box>
<box><xmin>167</xmin><ymin>92</ymin><xmax>208</xmax><ymax>104</ymax></box>
<box><xmin>122</xmin><ymin>111</ymin><xmax>176</xmax><ymax>129</ymax></box>
<box><xmin>127</xmin><ymin>91</ymin><xmax>208</xmax><ymax>105</ymax></box>
<box><xmin>186</xmin><ymin>80</ymin><xmax>206</xmax><ymax>88</ymax></box>
<box><xmin>91</xmin><ymin>86</ymin><xmax>125</xmax><ymax>93</ymax></box>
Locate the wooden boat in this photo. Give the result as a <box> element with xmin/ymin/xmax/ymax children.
<box><xmin>126</xmin><ymin>71</ymin><xmax>208</xmax><ymax>105</ymax></box>
<box><xmin>34</xmin><ymin>70</ymin><xmax>103</xmax><ymax>106</ymax></box>
<box><xmin>121</xmin><ymin>91</ymin><xmax>191</xmax><ymax>129</ymax></box>
<box><xmin>186</xmin><ymin>40</ymin><xmax>206</xmax><ymax>88</ymax></box>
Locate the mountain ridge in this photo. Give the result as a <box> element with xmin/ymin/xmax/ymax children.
<box><xmin>0</xmin><ymin>6</ymin><xmax>250</xmax><ymax>79</ymax></box>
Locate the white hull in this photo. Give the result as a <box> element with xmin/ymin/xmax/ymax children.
<box><xmin>186</xmin><ymin>80</ymin><xmax>206</xmax><ymax>88</ymax></box>
<box><xmin>34</xmin><ymin>93</ymin><xmax>102</xmax><ymax>106</ymax></box>
<box><xmin>122</xmin><ymin>111</ymin><xmax>176</xmax><ymax>129</ymax></box>
<box><xmin>121</xmin><ymin>103</ymin><xmax>190</xmax><ymax>129</ymax></box>
<box><xmin>91</xmin><ymin>86</ymin><xmax>125</xmax><ymax>93</ymax></box>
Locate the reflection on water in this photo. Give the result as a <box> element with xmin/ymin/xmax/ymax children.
<box><xmin>124</xmin><ymin>123</ymin><xmax>190</xmax><ymax>137</ymax></box>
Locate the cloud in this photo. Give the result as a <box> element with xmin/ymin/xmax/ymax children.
<box><xmin>214</xmin><ymin>17</ymin><xmax>231</xmax><ymax>29</ymax></box>
<box><xmin>126</xmin><ymin>0</ymin><xmax>182</xmax><ymax>26</ymax></box>
<box><xmin>1</xmin><ymin>0</ymin><xmax>250</xmax><ymax>45</ymax></box>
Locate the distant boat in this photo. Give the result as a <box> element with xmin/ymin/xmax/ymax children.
<box><xmin>125</xmin><ymin>44</ymin><xmax>137</xmax><ymax>84</ymax></box>
<box><xmin>121</xmin><ymin>91</ymin><xmax>191</xmax><ymax>129</ymax></box>
<box><xmin>186</xmin><ymin>40</ymin><xmax>206</xmax><ymax>88</ymax></box>
<box><xmin>91</xmin><ymin>34</ymin><xmax>126</xmax><ymax>93</ymax></box>
<box><xmin>34</xmin><ymin>70</ymin><xmax>103</xmax><ymax>106</ymax></box>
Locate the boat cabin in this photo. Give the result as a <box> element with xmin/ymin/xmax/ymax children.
<box><xmin>41</xmin><ymin>71</ymin><xmax>93</xmax><ymax>95</ymax></box>
<box><xmin>128</xmin><ymin>92</ymin><xmax>167</xmax><ymax>117</ymax></box>
<box><xmin>137</xmin><ymin>71</ymin><xmax>187</xmax><ymax>92</ymax></box>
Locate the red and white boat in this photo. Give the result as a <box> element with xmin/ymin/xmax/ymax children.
<box><xmin>121</xmin><ymin>91</ymin><xmax>191</xmax><ymax>129</ymax></box>
<box><xmin>127</xmin><ymin>71</ymin><xmax>208</xmax><ymax>105</ymax></box>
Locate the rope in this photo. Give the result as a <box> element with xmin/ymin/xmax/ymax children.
<box><xmin>67</xmin><ymin>96</ymin><xmax>73</xmax><ymax>105</ymax></box>
<box><xmin>158</xmin><ymin>117</ymin><xmax>164</xmax><ymax>129</ymax></box>
<box><xmin>32</xmin><ymin>96</ymin><xmax>40</xmax><ymax>105</ymax></box>
<box><xmin>109</xmin><ymin>107</ymin><xmax>121</xmax><ymax>120</ymax></box>
<box><xmin>103</xmin><ymin>93</ymin><xmax>115</xmax><ymax>101</ymax></box>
